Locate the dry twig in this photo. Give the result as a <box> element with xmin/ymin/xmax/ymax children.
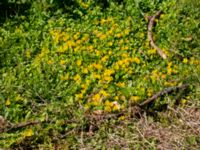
<box><xmin>0</xmin><ymin>84</ymin><xmax>189</xmax><ymax>135</ymax></box>
<box><xmin>0</xmin><ymin>120</ymin><xmax>40</xmax><ymax>133</ymax></box>
<box><xmin>139</xmin><ymin>84</ymin><xmax>189</xmax><ymax>107</ymax></box>
<box><xmin>0</xmin><ymin>119</ymin><xmax>80</xmax><ymax>133</ymax></box>
<box><xmin>147</xmin><ymin>10</ymin><xmax>167</xmax><ymax>59</ymax></box>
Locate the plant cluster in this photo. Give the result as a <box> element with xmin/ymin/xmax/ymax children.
<box><xmin>0</xmin><ymin>0</ymin><xmax>199</xmax><ymax>148</ymax></box>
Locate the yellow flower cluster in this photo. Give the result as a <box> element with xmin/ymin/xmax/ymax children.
<box><xmin>104</xmin><ymin>100</ymin><xmax>121</xmax><ymax>112</ymax></box>
<box><xmin>43</xmin><ymin>16</ymin><xmax>147</xmax><ymax>111</ymax></box>
<box><xmin>29</xmin><ymin>13</ymin><xmax>195</xmax><ymax>113</ymax></box>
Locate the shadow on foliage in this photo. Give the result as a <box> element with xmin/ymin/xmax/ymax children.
<box><xmin>52</xmin><ymin>0</ymin><xmax>124</xmax><ymax>18</ymax></box>
<box><xmin>0</xmin><ymin>0</ymin><xmax>31</xmax><ymax>25</ymax></box>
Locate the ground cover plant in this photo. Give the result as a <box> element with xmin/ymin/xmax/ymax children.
<box><xmin>0</xmin><ymin>0</ymin><xmax>200</xmax><ymax>149</ymax></box>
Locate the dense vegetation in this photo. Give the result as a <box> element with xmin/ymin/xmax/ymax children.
<box><xmin>0</xmin><ymin>0</ymin><xmax>199</xmax><ymax>149</ymax></box>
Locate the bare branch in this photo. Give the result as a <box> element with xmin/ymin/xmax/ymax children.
<box><xmin>0</xmin><ymin>120</ymin><xmax>40</xmax><ymax>133</ymax></box>
<box><xmin>147</xmin><ymin>10</ymin><xmax>167</xmax><ymax>59</ymax></box>
<box><xmin>139</xmin><ymin>84</ymin><xmax>189</xmax><ymax>107</ymax></box>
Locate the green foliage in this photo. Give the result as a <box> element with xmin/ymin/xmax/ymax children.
<box><xmin>0</xmin><ymin>0</ymin><xmax>199</xmax><ymax>148</ymax></box>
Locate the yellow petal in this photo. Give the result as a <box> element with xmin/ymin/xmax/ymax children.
<box><xmin>5</xmin><ymin>99</ymin><xmax>11</xmax><ymax>106</ymax></box>
<box><xmin>23</xmin><ymin>129</ymin><xmax>33</xmax><ymax>137</ymax></box>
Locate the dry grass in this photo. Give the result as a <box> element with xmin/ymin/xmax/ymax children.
<box><xmin>138</xmin><ymin>107</ymin><xmax>200</xmax><ymax>150</ymax></box>
<box><xmin>75</xmin><ymin>104</ymin><xmax>200</xmax><ymax>150</ymax></box>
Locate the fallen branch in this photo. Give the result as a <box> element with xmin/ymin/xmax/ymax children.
<box><xmin>0</xmin><ymin>118</ymin><xmax>81</xmax><ymax>133</ymax></box>
<box><xmin>139</xmin><ymin>84</ymin><xmax>189</xmax><ymax>107</ymax></box>
<box><xmin>82</xmin><ymin>83</ymin><xmax>189</xmax><ymax>134</ymax></box>
<box><xmin>0</xmin><ymin>84</ymin><xmax>189</xmax><ymax>134</ymax></box>
<box><xmin>147</xmin><ymin>10</ymin><xmax>167</xmax><ymax>59</ymax></box>
<box><xmin>0</xmin><ymin>120</ymin><xmax>41</xmax><ymax>133</ymax></box>
<box><xmin>84</xmin><ymin>106</ymin><xmax>143</xmax><ymax>135</ymax></box>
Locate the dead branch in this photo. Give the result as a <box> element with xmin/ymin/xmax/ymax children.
<box><xmin>139</xmin><ymin>84</ymin><xmax>189</xmax><ymax>107</ymax></box>
<box><xmin>0</xmin><ymin>120</ymin><xmax>40</xmax><ymax>133</ymax></box>
<box><xmin>0</xmin><ymin>118</ymin><xmax>81</xmax><ymax>133</ymax></box>
<box><xmin>0</xmin><ymin>84</ymin><xmax>189</xmax><ymax>135</ymax></box>
<box><xmin>148</xmin><ymin>10</ymin><xmax>167</xmax><ymax>59</ymax></box>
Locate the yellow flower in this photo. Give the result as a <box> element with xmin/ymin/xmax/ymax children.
<box><xmin>108</xmin><ymin>51</ymin><xmax>112</xmax><ymax>55</ymax></box>
<box><xmin>122</xmin><ymin>53</ymin><xmax>128</xmax><ymax>58</ymax></box>
<box><xmin>183</xmin><ymin>58</ymin><xmax>188</xmax><ymax>64</ymax></box>
<box><xmin>103</xmin><ymin>69</ymin><xmax>114</xmax><ymax>76</ymax></box>
<box><xmin>25</xmin><ymin>51</ymin><xmax>31</xmax><ymax>58</ymax></box>
<box><xmin>164</xmin><ymin>81</ymin><xmax>177</xmax><ymax>86</ymax></box>
<box><xmin>124</xmin><ymin>58</ymin><xmax>130</xmax><ymax>66</ymax></box>
<box><xmin>23</xmin><ymin>129</ymin><xmax>33</xmax><ymax>137</ymax></box>
<box><xmin>100</xmin><ymin>18</ymin><xmax>106</xmax><ymax>25</ymax></box>
<box><xmin>85</xmin><ymin>79</ymin><xmax>90</xmax><ymax>85</ymax></box>
<box><xmin>73</xmin><ymin>32</ymin><xmax>80</xmax><ymax>40</ymax></box>
<box><xmin>53</xmin><ymin>34</ymin><xmax>60</xmax><ymax>44</ymax></box>
<box><xmin>103</xmin><ymin>76</ymin><xmax>113</xmax><ymax>82</ymax></box>
<box><xmin>5</xmin><ymin>99</ymin><xmax>11</xmax><ymax>106</ymax></box>
<box><xmin>76</xmin><ymin>60</ymin><xmax>82</xmax><ymax>66</ymax></box>
<box><xmin>147</xmin><ymin>89</ymin><xmax>153</xmax><ymax>97</ymax></box>
<box><xmin>81</xmin><ymin>3</ymin><xmax>88</xmax><ymax>9</ymax></box>
<box><xmin>92</xmin><ymin>101</ymin><xmax>99</xmax><ymax>106</ymax></box>
<box><xmin>75</xmin><ymin>93</ymin><xmax>83</xmax><ymax>100</ymax></box>
<box><xmin>102</xmin><ymin>84</ymin><xmax>109</xmax><ymax>89</ymax></box>
<box><xmin>121</xmin><ymin>64</ymin><xmax>126</xmax><ymax>69</ymax></box>
<box><xmin>167</xmin><ymin>67</ymin><xmax>172</xmax><ymax>75</ymax></box>
<box><xmin>60</xmin><ymin>74</ymin><xmax>69</xmax><ymax>81</ymax></box>
<box><xmin>181</xmin><ymin>99</ymin><xmax>187</xmax><ymax>105</ymax></box>
<box><xmin>119</xmin><ymin>39</ymin><xmax>124</xmax><ymax>45</ymax></box>
<box><xmin>116</xmin><ymin>82</ymin><xmax>125</xmax><ymax>87</ymax></box>
<box><xmin>116</xmin><ymin>33</ymin><xmax>122</xmax><ymax>38</ymax></box>
<box><xmin>107</xmin><ymin>29</ymin><xmax>114</xmax><ymax>35</ymax></box>
<box><xmin>82</xmin><ymin>34</ymin><xmax>89</xmax><ymax>42</ymax></box>
<box><xmin>101</xmin><ymin>56</ymin><xmax>108</xmax><ymax>63</ymax></box>
<box><xmin>76</xmin><ymin>40</ymin><xmax>82</xmax><ymax>45</ymax></box>
<box><xmin>112</xmin><ymin>101</ymin><xmax>120</xmax><ymax>111</ymax></box>
<box><xmin>105</xmin><ymin>100</ymin><xmax>114</xmax><ymax>107</ymax></box>
<box><xmin>130</xmin><ymin>96</ymin><xmax>140</xmax><ymax>102</ymax></box>
<box><xmin>117</xmin><ymin>60</ymin><xmax>123</xmax><ymax>66</ymax></box>
<box><xmin>114</xmin><ymin>96</ymin><xmax>119</xmax><ymax>101</ymax></box>
<box><xmin>147</xmin><ymin>49</ymin><xmax>157</xmax><ymax>55</ymax></box>
<box><xmin>114</xmin><ymin>63</ymin><xmax>120</xmax><ymax>70</ymax></box>
<box><xmin>93</xmin><ymin>39</ymin><xmax>97</xmax><ymax>43</ymax></box>
<box><xmin>108</xmin><ymin>41</ymin><xmax>113</xmax><ymax>46</ymax></box>
<box><xmin>99</xmin><ymin>34</ymin><xmax>107</xmax><ymax>40</ymax></box>
<box><xmin>161</xmin><ymin>74</ymin><xmax>166</xmax><ymax>79</ymax></box>
<box><xmin>92</xmin><ymin>73</ymin><xmax>101</xmax><ymax>79</ymax></box>
<box><xmin>88</xmin><ymin>45</ymin><xmax>94</xmax><ymax>51</ymax></box>
<box><xmin>96</xmin><ymin>50</ymin><xmax>102</xmax><ymax>56</ymax></box>
<box><xmin>119</xmin><ymin>115</ymin><xmax>125</xmax><ymax>120</ymax></box>
<box><xmin>121</xmin><ymin>46</ymin><xmax>129</xmax><ymax>51</ymax></box>
<box><xmin>92</xmin><ymin>94</ymin><xmax>101</xmax><ymax>103</ymax></box>
<box><xmin>63</xmin><ymin>34</ymin><xmax>69</xmax><ymax>42</ymax></box>
<box><xmin>82</xmin><ymin>68</ymin><xmax>89</xmax><ymax>74</ymax></box>
<box><xmin>84</xmin><ymin>104</ymin><xmax>90</xmax><ymax>111</ymax></box>
<box><xmin>57</xmin><ymin>46</ymin><xmax>66</xmax><ymax>53</ymax></box>
<box><xmin>60</xmin><ymin>60</ymin><xmax>65</xmax><ymax>65</ymax></box>
<box><xmin>124</xmin><ymin>28</ymin><xmax>130</xmax><ymax>35</ymax></box>
<box><xmin>132</xmin><ymin>57</ymin><xmax>141</xmax><ymax>64</ymax></box>
<box><xmin>167</xmin><ymin>62</ymin><xmax>172</xmax><ymax>67</ymax></box>
<box><xmin>93</xmin><ymin>63</ymin><xmax>103</xmax><ymax>70</ymax></box>
<box><xmin>66</xmin><ymin>40</ymin><xmax>75</xmax><ymax>48</ymax></box>
<box><xmin>104</xmin><ymin>106</ymin><xmax>112</xmax><ymax>112</ymax></box>
<box><xmin>74</xmin><ymin>74</ymin><xmax>81</xmax><ymax>82</ymax></box>
<box><xmin>15</xmin><ymin>94</ymin><xmax>23</xmax><ymax>101</ymax></box>
<box><xmin>100</xmin><ymin>90</ymin><xmax>109</xmax><ymax>97</ymax></box>
<box><xmin>160</xmin><ymin>14</ymin><xmax>165</xmax><ymax>19</ymax></box>
<box><xmin>124</xmin><ymin>46</ymin><xmax>129</xmax><ymax>50</ymax></box>
<box><xmin>47</xmin><ymin>60</ymin><xmax>54</xmax><ymax>65</ymax></box>
<box><xmin>81</xmin><ymin>89</ymin><xmax>86</xmax><ymax>95</ymax></box>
